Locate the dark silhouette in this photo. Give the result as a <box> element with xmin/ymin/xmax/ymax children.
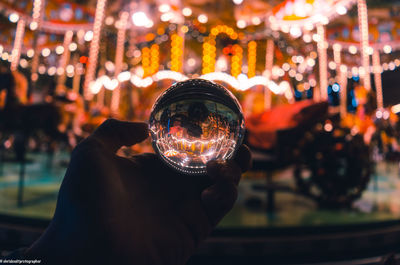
<box><xmin>0</xmin><ymin>64</ymin><xmax>63</xmax><ymax>145</ymax></box>
<box><xmin>20</xmin><ymin>119</ymin><xmax>251</xmax><ymax>265</ymax></box>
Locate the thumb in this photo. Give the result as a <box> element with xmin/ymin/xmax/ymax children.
<box><xmin>201</xmin><ymin>160</ymin><xmax>241</xmax><ymax>226</ymax></box>
<box><xmin>89</xmin><ymin>119</ymin><xmax>149</xmax><ymax>153</ymax></box>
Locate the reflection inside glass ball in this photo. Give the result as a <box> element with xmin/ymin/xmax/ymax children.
<box><xmin>149</xmin><ymin>79</ymin><xmax>245</xmax><ymax>175</ymax></box>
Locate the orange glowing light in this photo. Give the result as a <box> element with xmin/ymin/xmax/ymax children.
<box><xmin>80</xmin><ymin>56</ymin><xmax>88</xmax><ymax>64</ymax></box>
<box><xmin>164</xmin><ymin>150</ymin><xmax>179</xmax><ymax>157</ymax></box>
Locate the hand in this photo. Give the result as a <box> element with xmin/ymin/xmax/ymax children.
<box><xmin>26</xmin><ymin>119</ymin><xmax>251</xmax><ymax>265</ymax></box>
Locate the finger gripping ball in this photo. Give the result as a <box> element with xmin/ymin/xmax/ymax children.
<box><xmin>149</xmin><ymin>79</ymin><xmax>245</xmax><ymax>175</ymax></box>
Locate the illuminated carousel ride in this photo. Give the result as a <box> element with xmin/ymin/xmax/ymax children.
<box><xmin>1</xmin><ymin>0</ymin><xmax>400</xmax><ymax>263</ymax></box>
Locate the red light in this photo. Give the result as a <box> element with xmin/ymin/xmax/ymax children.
<box><xmin>80</xmin><ymin>56</ymin><xmax>88</xmax><ymax>64</ymax></box>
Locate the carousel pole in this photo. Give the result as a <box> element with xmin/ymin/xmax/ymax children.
<box><xmin>339</xmin><ymin>65</ymin><xmax>348</xmax><ymax>117</ymax></box>
<box><xmin>30</xmin><ymin>0</ymin><xmax>45</xmax><ymax>91</ymax></box>
<box><xmin>56</xmin><ymin>31</ymin><xmax>74</xmax><ymax>95</ymax></box>
<box><xmin>110</xmin><ymin>11</ymin><xmax>129</xmax><ymax>115</ymax></box>
<box><xmin>357</xmin><ymin>0</ymin><xmax>371</xmax><ymax>91</ymax></box>
<box><xmin>83</xmin><ymin>0</ymin><xmax>107</xmax><ymax>101</ymax></box>
<box><xmin>317</xmin><ymin>24</ymin><xmax>328</xmax><ymax>102</ymax></box>
<box><xmin>10</xmin><ymin>19</ymin><xmax>26</xmax><ymax>71</ymax></box>
<box><xmin>96</xmin><ymin>69</ymin><xmax>106</xmax><ymax>109</ymax></box>
<box><xmin>372</xmin><ymin>49</ymin><xmax>383</xmax><ymax>110</ymax></box>
<box><xmin>264</xmin><ymin>38</ymin><xmax>274</xmax><ymax>110</ymax></box>
<box><xmin>72</xmin><ymin>63</ymin><xmax>83</xmax><ymax>94</ymax></box>
<box><xmin>333</xmin><ymin>44</ymin><xmax>347</xmax><ymax>117</ymax></box>
<box><xmin>127</xmin><ymin>5</ymin><xmax>138</xmax><ymax>69</ymax></box>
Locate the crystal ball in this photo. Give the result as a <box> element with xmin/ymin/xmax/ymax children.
<box><xmin>149</xmin><ymin>79</ymin><xmax>245</xmax><ymax>175</ymax></box>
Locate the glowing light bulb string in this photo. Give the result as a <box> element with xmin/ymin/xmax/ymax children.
<box><xmin>10</xmin><ymin>18</ymin><xmax>25</xmax><ymax>71</ymax></box>
<box><xmin>56</xmin><ymin>30</ymin><xmax>74</xmax><ymax>94</ymax></box>
<box><xmin>372</xmin><ymin>49</ymin><xmax>383</xmax><ymax>110</ymax></box>
<box><xmin>84</xmin><ymin>0</ymin><xmax>107</xmax><ymax>100</ymax></box>
<box><xmin>111</xmin><ymin>11</ymin><xmax>129</xmax><ymax>115</ymax></box>
<box><xmin>357</xmin><ymin>0</ymin><xmax>371</xmax><ymax>91</ymax></box>
<box><xmin>264</xmin><ymin>38</ymin><xmax>274</xmax><ymax>110</ymax></box>
<box><xmin>30</xmin><ymin>0</ymin><xmax>45</xmax><ymax>88</ymax></box>
<box><xmin>317</xmin><ymin>24</ymin><xmax>328</xmax><ymax>101</ymax></box>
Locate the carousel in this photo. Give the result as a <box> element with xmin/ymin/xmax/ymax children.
<box><xmin>1</xmin><ymin>0</ymin><xmax>400</xmax><ymax>263</ymax></box>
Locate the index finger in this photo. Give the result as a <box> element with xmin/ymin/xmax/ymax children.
<box><xmin>89</xmin><ymin>119</ymin><xmax>149</xmax><ymax>153</ymax></box>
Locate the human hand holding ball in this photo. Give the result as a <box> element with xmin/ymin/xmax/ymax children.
<box><xmin>25</xmin><ymin>79</ymin><xmax>251</xmax><ymax>265</ymax></box>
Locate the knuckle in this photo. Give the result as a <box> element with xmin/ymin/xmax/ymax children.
<box><xmin>72</xmin><ymin>138</ymin><xmax>100</xmax><ymax>159</ymax></box>
<box><xmin>102</xmin><ymin>118</ymin><xmax>118</xmax><ymax>128</ymax></box>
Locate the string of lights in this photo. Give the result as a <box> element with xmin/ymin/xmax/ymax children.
<box><xmin>10</xmin><ymin>19</ymin><xmax>25</xmax><ymax>72</ymax></box>
<box><xmin>56</xmin><ymin>30</ymin><xmax>74</xmax><ymax>94</ymax></box>
<box><xmin>83</xmin><ymin>0</ymin><xmax>107</xmax><ymax>100</ymax></box>
<box><xmin>141</xmin><ymin>47</ymin><xmax>151</xmax><ymax>77</ymax></box>
<box><xmin>150</xmin><ymin>44</ymin><xmax>160</xmax><ymax>75</ymax></box>
<box><xmin>264</xmin><ymin>39</ymin><xmax>274</xmax><ymax>110</ymax></box>
<box><xmin>357</xmin><ymin>0</ymin><xmax>371</xmax><ymax>91</ymax></box>
<box><xmin>30</xmin><ymin>0</ymin><xmax>45</xmax><ymax>83</ymax></box>
<box><xmin>2</xmin><ymin>0</ymin><xmax>400</xmax><ymax>116</ymax></box>
<box><xmin>88</xmin><ymin>70</ymin><xmax>294</xmax><ymax>102</ymax></box>
<box><xmin>372</xmin><ymin>49</ymin><xmax>384</xmax><ymax>110</ymax></box>
<box><xmin>247</xmin><ymin>41</ymin><xmax>257</xmax><ymax>78</ymax></box>
<box><xmin>202</xmin><ymin>25</ymin><xmax>238</xmax><ymax>74</ymax></box>
<box><xmin>171</xmin><ymin>33</ymin><xmax>184</xmax><ymax>72</ymax></box>
<box><xmin>111</xmin><ymin>11</ymin><xmax>129</xmax><ymax>114</ymax></box>
<box><xmin>231</xmin><ymin>44</ymin><xmax>243</xmax><ymax>78</ymax></box>
<box><xmin>317</xmin><ymin>24</ymin><xmax>328</xmax><ymax>101</ymax></box>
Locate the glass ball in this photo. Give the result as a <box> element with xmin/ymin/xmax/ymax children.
<box><xmin>149</xmin><ymin>79</ymin><xmax>245</xmax><ymax>175</ymax></box>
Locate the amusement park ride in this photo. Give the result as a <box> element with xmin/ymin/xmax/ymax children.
<box><xmin>1</xmin><ymin>0</ymin><xmax>400</xmax><ymax>262</ymax></box>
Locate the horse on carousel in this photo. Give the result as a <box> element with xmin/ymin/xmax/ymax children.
<box><xmin>0</xmin><ymin>62</ymin><xmax>67</xmax><ymax>166</ymax></box>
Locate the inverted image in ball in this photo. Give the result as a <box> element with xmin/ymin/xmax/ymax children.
<box><xmin>149</xmin><ymin>79</ymin><xmax>245</xmax><ymax>175</ymax></box>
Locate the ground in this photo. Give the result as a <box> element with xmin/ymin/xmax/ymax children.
<box><xmin>1</xmin><ymin>151</ymin><xmax>400</xmax><ymax>228</ymax></box>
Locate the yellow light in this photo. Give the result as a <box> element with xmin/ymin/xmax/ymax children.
<box><xmin>247</xmin><ymin>41</ymin><xmax>257</xmax><ymax>78</ymax></box>
<box><xmin>157</xmin><ymin>28</ymin><xmax>165</xmax><ymax>35</ymax></box>
<box><xmin>348</xmin><ymin>45</ymin><xmax>357</xmax><ymax>54</ymax></box>
<box><xmin>202</xmin><ymin>26</ymin><xmax>239</xmax><ymax>74</ymax></box>
<box><xmin>198</xmin><ymin>14</ymin><xmax>208</xmax><ymax>24</ymax></box>
<box><xmin>41</xmin><ymin>48</ymin><xmax>51</xmax><ymax>57</ymax></box>
<box><xmin>27</xmin><ymin>49</ymin><xmax>34</xmax><ymax>58</ymax></box>
<box><xmin>9</xmin><ymin>13</ymin><xmax>19</xmax><ymax>23</ymax></box>
<box><xmin>1</xmin><ymin>52</ymin><xmax>8</xmax><ymax>61</ymax></box>
<box><xmin>182</xmin><ymin>7</ymin><xmax>192</xmax><ymax>17</ymax></box>
<box><xmin>181</xmin><ymin>25</ymin><xmax>189</xmax><ymax>33</ymax></box>
<box><xmin>150</xmin><ymin>44</ymin><xmax>159</xmax><ymax>75</ymax></box>
<box><xmin>171</xmin><ymin>34</ymin><xmax>184</xmax><ymax>72</ymax></box>
<box><xmin>30</xmin><ymin>21</ymin><xmax>38</xmax><ymax>31</ymax></box>
<box><xmin>142</xmin><ymin>47</ymin><xmax>151</xmax><ymax>77</ymax></box>
<box><xmin>55</xmin><ymin>45</ymin><xmax>64</xmax><ymax>55</ymax></box>
<box><xmin>383</xmin><ymin>45</ymin><xmax>392</xmax><ymax>54</ymax></box>
<box><xmin>392</xmin><ymin>104</ymin><xmax>400</xmax><ymax>114</ymax></box>
<box><xmin>231</xmin><ymin>44</ymin><xmax>243</xmax><ymax>77</ymax></box>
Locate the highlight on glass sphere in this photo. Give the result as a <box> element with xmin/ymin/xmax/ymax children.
<box><xmin>149</xmin><ymin>79</ymin><xmax>245</xmax><ymax>175</ymax></box>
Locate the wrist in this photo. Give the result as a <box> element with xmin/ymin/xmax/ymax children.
<box><xmin>24</xmin><ymin>222</ymin><xmax>103</xmax><ymax>265</ymax></box>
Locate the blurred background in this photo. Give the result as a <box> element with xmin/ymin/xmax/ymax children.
<box><xmin>1</xmin><ymin>0</ymin><xmax>400</xmax><ymax>264</ymax></box>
